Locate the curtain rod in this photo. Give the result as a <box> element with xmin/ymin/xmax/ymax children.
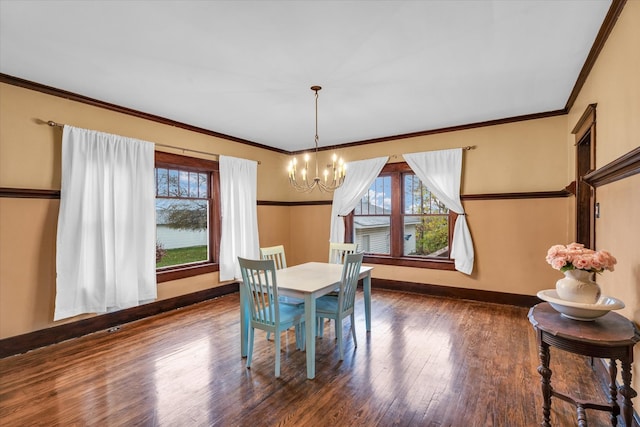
<box><xmin>46</xmin><ymin>120</ymin><xmax>475</xmax><ymax>164</ymax></box>
<box><xmin>388</xmin><ymin>145</ymin><xmax>476</xmax><ymax>161</ymax></box>
<box><xmin>44</xmin><ymin>120</ymin><xmax>261</xmax><ymax>164</ymax></box>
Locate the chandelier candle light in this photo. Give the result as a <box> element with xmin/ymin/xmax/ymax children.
<box><xmin>288</xmin><ymin>86</ymin><xmax>346</xmax><ymax>193</ymax></box>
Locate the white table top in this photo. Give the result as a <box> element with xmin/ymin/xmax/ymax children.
<box><xmin>276</xmin><ymin>262</ymin><xmax>373</xmax><ymax>297</ymax></box>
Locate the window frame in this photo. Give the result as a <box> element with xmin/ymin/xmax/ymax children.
<box><xmin>347</xmin><ymin>162</ymin><xmax>457</xmax><ymax>270</ymax></box>
<box><xmin>155</xmin><ymin>151</ymin><xmax>220</xmax><ymax>283</ymax></box>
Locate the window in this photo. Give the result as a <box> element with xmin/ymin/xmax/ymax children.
<box><xmin>155</xmin><ymin>152</ymin><xmax>220</xmax><ymax>282</ymax></box>
<box><xmin>350</xmin><ymin>162</ymin><xmax>456</xmax><ymax>270</ymax></box>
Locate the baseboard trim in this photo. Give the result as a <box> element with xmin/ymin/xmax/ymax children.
<box><xmin>371</xmin><ymin>278</ymin><xmax>541</xmax><ymax>307</ymax></box>
<box><xmin>0</xmin><ymin>283</ymin><xmax>239</xmax><ymax>358</ymax></box>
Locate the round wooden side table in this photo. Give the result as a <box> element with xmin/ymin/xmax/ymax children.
<box><xmin>528</xmin><ymin>302</ymin><xmax>639</xmax><ymax>426</ymax></box>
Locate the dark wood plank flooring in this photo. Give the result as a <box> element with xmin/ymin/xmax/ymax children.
<box><xmin>0</xmin><ymin>290</ymin><xmax>617</xmax><ymax>426</ymax></box>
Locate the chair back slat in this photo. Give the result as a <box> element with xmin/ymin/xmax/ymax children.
<box><xmin>260</xmin><ymin>245</ymin><xmax>287</xmax><ymax>270</ymax></box>
<box><xmin>338</xmin><ymin>252</ymin><xmax>364</xmax><ymax>312</ymax></box>
<box><xmin>239</xmin><ymin>257</ymin><xmax>279</xmax><ymax>328</ymax></box>
<box><xmin>328</xmin><ymin>242</ymin><xmax>358</xmax><ymax>264</ymax></box>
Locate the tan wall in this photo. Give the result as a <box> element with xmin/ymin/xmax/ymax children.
<box><xmin>565</xmin><ymin>0</ymin><xmax>640</xmax><ymax>405</ymax></box>
<box><xmin>257</xmin><ymin>205</ymin><xmax>292</xmax><ymax>258</ymax></box>
<box><xmin>0</xmin><ymin>198</ymin><xmax>58</xmax><ymax>336</ymax></box>
<box><xmin>0</xmin><ymin>81</ymin><xmax>572</xmax><ymax>339</ymax></box>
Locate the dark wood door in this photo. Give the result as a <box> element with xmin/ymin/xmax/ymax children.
<box><xmin>576</xmin><ymin>130</ymin><xmax>595</xmax><ymax>248</ymax></box>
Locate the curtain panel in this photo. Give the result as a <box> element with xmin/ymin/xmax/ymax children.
<box><xmin>55</xmin><ymin>126</ymin><xmax>157</xmax><ymax>320</ymax></box>
<box><xmin>219</xmin><ymin>156</ymin><xmax>259</xmax><ymax>281</ymax></box>
<box><xmin>403</xmin><ymin>149</ymin><xmax>475</xmax><ymax>274</ymax></box>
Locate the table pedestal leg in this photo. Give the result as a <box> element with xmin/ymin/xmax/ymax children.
<box><xmin>538</xmin><ymin>340</ymin><xmax>552</xmax><ymax>427</ymax></box>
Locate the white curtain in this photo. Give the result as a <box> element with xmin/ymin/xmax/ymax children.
<box><xmin>403</xmin><ymin>149</ymin><xmax>474</xmax><ymax>274</ymax></box>
<box><xmin>55</xmin><ymin>126</ymin><xmax>157</xmax><ymax>320</ymax></box>
<box><xmin>219</xmin><ymin>156</ymin><xmax>259</xmax><ymax>281</ymax></box>
<box><xmin>330</xmin><ymin>156</ymin><xmax>389</xmax><ymax>244</ymax></box>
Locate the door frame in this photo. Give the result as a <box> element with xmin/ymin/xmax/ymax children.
<box><xmin>571</xmin><ymin>103</ymin><xmax>597</xmax><ymax>249</ymax></box>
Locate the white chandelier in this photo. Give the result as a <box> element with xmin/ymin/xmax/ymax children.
<box><xmin>288</xmin><ymin>86</ymin><xmax>346</xmax><ymax>192</ymax></box>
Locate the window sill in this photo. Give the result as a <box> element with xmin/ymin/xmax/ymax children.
<box><xmin>156</xmin><ymin>262</ymin><xmax>218</xmax><ymax>283</ymax></box>
<box><xmin>362</xmin><ymin>255</ymin><xmax>456</xmax><ymax>270</ymax></box>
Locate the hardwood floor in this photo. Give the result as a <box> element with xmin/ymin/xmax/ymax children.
<box><xmin>0</xmin><ymin>289</ymin><xmax>617</xmax><ymax>426</ymax></box>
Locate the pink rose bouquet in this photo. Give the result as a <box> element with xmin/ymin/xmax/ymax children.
<box><xmin>546</xmin><ymin>242</ymin><xmax>617</xmax><ymax>274</ymax></box>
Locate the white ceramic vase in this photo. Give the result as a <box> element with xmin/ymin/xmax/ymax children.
<box><xmin>555</xmin><ymin>269</ymin><xmax>601</xmax><ymax>304</ymax></box>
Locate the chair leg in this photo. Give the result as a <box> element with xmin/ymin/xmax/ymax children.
<box><xmin>350</xmin><ymin>312</ymin><xmax>357</xmax><ymax>348</ymax></box>
<box><xmin>274</xmin><ymin>331</ymin><xmax>281</xmax><ymax>378</ymax></box>
<box><xmin>266</xmin><ymin>331</ymin><xmax>271</xmax><ymax>341</ymax></box>
<box><xmin>247</xmin><ymin>327</ymin><xmax>255</xmax><ymax>369</ymax></box>
<box><xmin>337</xmin><ymin>318</ymin><xmax>344</xmax><ymax>360</ymax></box>
<box><xmin>317</xmin><ymin>317</ymin><xmax>324</xmax><ymax>337</ymax></box>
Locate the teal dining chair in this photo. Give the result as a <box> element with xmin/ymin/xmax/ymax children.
<box><xmin>238</xmin><ymin>257</ymin><xmax>305</xmax><ymax>377</ymax></box>
<box><xmin>314</xmin><ymin>252</ymin><xmax>364</xmax><ymax>360</ymax></box>
<box><xmin>260</xmin><ymin>245</ymin><xmax>288</xmax><ymax>270</ymax></box>
<box><xmin>260</xmin><ymin>245</ymin><xmax>304</xmax><ymax>341</ymax></box>
<box><xmin>328</xmin><ymin>242</ymin><xmax>358</xmax><ymax>264</ymax></box>
<box><xmin>319</xmin><ymin>242</ymin><xmax>359</xmax><ymax>337</ymax></box>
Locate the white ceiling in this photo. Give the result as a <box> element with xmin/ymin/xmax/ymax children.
<box><xmin>0</xmin><ymin>1</ymin><xmax>612</xmax><ymax>152</ymax></box>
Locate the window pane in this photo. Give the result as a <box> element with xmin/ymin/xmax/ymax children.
<box><xmin>168</xmin><ymin>169</ymin><xmax>180</xmax><ymax>196</ymax></box>
<box><xmin>198</xmin><ymin>173</ymin><xmax>208</xmax><ymax>197</ymax></box>
<box><xmin>355</xmin><ymin>215</ymin><xmax>390</xmax><ymax>255</ymax></box>
<box><xmin>189</xmin><ymin>172</ymin><xmax>199</xmax><ymax>198</ymax></box>
<box><xmin>403</xmin><ymin>215</ymin><xmax>449</xmax><ymax>257</ymax></box>
<box><xmin>404</xmin><ymin>174</ymin><xmax>423</xmax><ymax>214</ymax></box>
<box><xmin>156</xmin><ymin>199</ymin><xmax>209</xmax><ymax>267</ymax></box>
<box><xmin>156</xmin><ymin>168</ymin><xmax>168</xmax><ymax>197</ymax></box>
<box><xmin>404</xmin><ymin>174</ymin><xmax>448</xmax><ymax>214</ymax></box>
<box><xmin>354</xmin><ymin>176</ymin><xmax>391</xmax><ymax>255</ymax></box>
<box><xmin>356</xmin><ymin>176</ymin><xmax>391</xmax><ymax>214</ymax></box>
<box><xmin>179</xmin><ymin>171</ymin><xmax>189</xmax><ymax>197</ymax></box>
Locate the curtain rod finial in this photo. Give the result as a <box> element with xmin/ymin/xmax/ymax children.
<box><xmin>39</xmin><ymin>119</ymin><xmax>62</xmax><ymax>127</ymax></box>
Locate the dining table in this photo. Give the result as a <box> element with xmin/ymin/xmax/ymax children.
<box><xmin>239</xmin><ymin>261</ymin><xmax>374</xmax><ymax>379</ymax></box>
